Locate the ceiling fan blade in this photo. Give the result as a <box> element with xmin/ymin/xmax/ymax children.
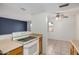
<box><xmin>59</xmin><ymin>3</ymin><xmax>69</xmax><ymax>8</ymax></box>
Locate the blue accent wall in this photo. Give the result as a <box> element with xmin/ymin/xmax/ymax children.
<box><xmin>0</xmin><ymin>17</ymin><xmax>27</xmax><ymax>35</ymax></box>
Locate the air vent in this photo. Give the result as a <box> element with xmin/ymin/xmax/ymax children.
<box><xmin>20</xmin><ymin>8</ymin><xmax>26</xmax><ymax>11</ymax></box>
<box><xmin>59</xmin><ymin>3</ymin><xmax>69</xmax><ymax>8</ymax></box>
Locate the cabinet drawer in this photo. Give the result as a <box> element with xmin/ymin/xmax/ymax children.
<box><xmin>7</xmin><ymin>46</ymin><xmax>23</xmax><ymax>55</ymax></box>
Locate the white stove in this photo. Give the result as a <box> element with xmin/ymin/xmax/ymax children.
<box><xmin>12</xmin><ymin>32</ymin><xmax>39</xmax><ymax>55</ymax></box>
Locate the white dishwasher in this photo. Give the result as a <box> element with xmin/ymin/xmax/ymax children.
<box><xmin>23</xmin><ymin>39</ymin><xmax>39</xmax><ymax>55</ymax></box>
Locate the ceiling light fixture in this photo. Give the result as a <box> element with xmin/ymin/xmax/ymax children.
<box><xmin>56</xmin><ymin>13</ymin><xmax>64</xmax><ymax>20</ymax></box>
<box><xmin>55</xmin><ymin>13</ymin><xmax>68</xmax><ymax>20</ymax></box>
<box><xmin>56</xmin><ymin>13</ymin><xmax>60</xmax><ymax>20</ymax></box>
<box><xmin>56</xmin><ymin>13</ymin><xmax>62</xmax><ymax>20</ymax></box>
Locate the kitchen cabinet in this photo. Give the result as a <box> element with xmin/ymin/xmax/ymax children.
<box><xmin>6</xmin><ymin>46</ymin><xmax>23</xmax><ymax>55</ymax></box>
<box><xmin>38</xmin><ymin>34</ymin><xmax>42</xmax><ymax>55</ymax></box>
<box><xmin>70</xmin><ymin>44</ymin><xmax>77</xmax><ymax>55</ymax></box>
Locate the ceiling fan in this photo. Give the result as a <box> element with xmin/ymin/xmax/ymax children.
<box><xmin>56</xmin><ymin>13</ymin><xmax>68</xmax><ymax>18</ymax></box>
<box><xmin>55</xmin><ymin>13</ymin><xmax>69</xmax><ymax>20</ymax></box>
<box><xmin>55</xmin><ymin>3</ymin><xmax>70</xmax><ymax>20</ymax></box>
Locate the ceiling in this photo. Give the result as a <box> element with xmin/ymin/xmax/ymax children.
<box><xmin>1</xmin><ymin>3</ymin><xmax>79</xmax><ymax>15</ymax></box>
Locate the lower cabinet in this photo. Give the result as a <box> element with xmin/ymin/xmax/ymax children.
<box><xmin>70</xmin><ymin>44</ymin><xmax>77</xmax><ymax>55</ymax></box>
<box><xmin>38</xmin><ymin>34</ymin><xmax>43</xmax><ymax>55</ymax></box>
<box><xmin>39</xmin><ymin>36</ymin><xmax>42</xmax><ymax>54</ymax></box>
<box><xmin>6</xmin><ymin>46</ymin><xmax>23</xmax><ymax>55</ymax></box>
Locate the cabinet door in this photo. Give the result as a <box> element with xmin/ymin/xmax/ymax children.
<box><xmin>70</xmin><ymin>44</ymin><xmax>77</xmax><ymax>55</ymax></box>
<box><xmin>39</xmin><ymin>37</ymin><xmax>42</xmax><ymax>54</ymax></box>
<box><xmin>74</xmin><ymin>47</ymin><xmax>77</xmax><ymax>55</ymax></box>
<box><xmin>70</xmin><ymin>45</ymin><xmax>74</xmax><ymax>55</ymax></box>
<box><xmin>7</xmin><ymin>46</ymin><xmax>23</xmax><ymax>55</ymax></box>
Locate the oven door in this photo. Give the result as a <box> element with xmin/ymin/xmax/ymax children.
<box><xmin>23</xmin><ymin>39</ymin><xmax>39</xmax><ymax>55</ymax></box>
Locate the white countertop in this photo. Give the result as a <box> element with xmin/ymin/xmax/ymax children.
<box><xmin>70</xmin><ymin>40</ymin><xmax>79</xmax><ymax>53</ymax></box>
<box><xmin>0</xmin><ymin>33</ymin><xmax>41</xmax><ymax>54</ymax></box>
<box><xmin>0</xmin><ymin>39</ymin><xmax>22</xmax><ymax>54</ymax></box>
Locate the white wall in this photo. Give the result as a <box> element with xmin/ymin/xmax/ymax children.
<box><xmin>31</xmin><ymin>12</ymin><xmax>48</xmax><ymax>54</ymax></box>
<box><xmin>76</xmin><ymin>14</ymin><xmax>79</xmax><ymax>40</ymax></box>
<box><xmin>48</xmin><ymin>14</ymin><xmax>76</xmax><ymax>41</ymax></box>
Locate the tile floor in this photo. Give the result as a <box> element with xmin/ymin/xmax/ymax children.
<box><xmin>47</xmin><ymin>39</ymin><xmax>70</xmax><ymax>55</ymax></box>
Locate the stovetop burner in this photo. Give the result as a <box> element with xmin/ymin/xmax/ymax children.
<box><xmin>17</xmin><ymin>36</ymin><xmax>37</xmax><ymax>42</ymax></box>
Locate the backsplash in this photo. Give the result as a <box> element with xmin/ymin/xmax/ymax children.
<box><xmin>0</xmin><ymin>31</ymin><xmax>32</xmax><ymax>40</ymax></box>
<box><xmin>12</xmin><ymin>31</ymin><xmax>32</xmax><ymax>38</ymax></box>
<box><xmin>0</xmin><ymin>34</ymin><xmax>12</xmax><ymax>40</ymax></box>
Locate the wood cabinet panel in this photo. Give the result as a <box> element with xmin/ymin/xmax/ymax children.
<box><xmin>39</xmin><ymin>36</ymin><xmax>42</xmax><ymax>54</ymax></box>
<box><xmin>70</xmin><ymin>44</ymin><xmax>77</xmax><ymax>55</ymax></box>
<box><xmin>70</xmin><ymin>44</ymin><xmax>74</xmax><ymax>55</ymax></box>
<box><xmin>7</xmin><ymin>46</ymin><xmax>23</xmax><ymax>55</ymax></box>
<box><xmin>74</xmin><ymin>47</ymin><xmax>77</xmax><ymax>55</ymax></box>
